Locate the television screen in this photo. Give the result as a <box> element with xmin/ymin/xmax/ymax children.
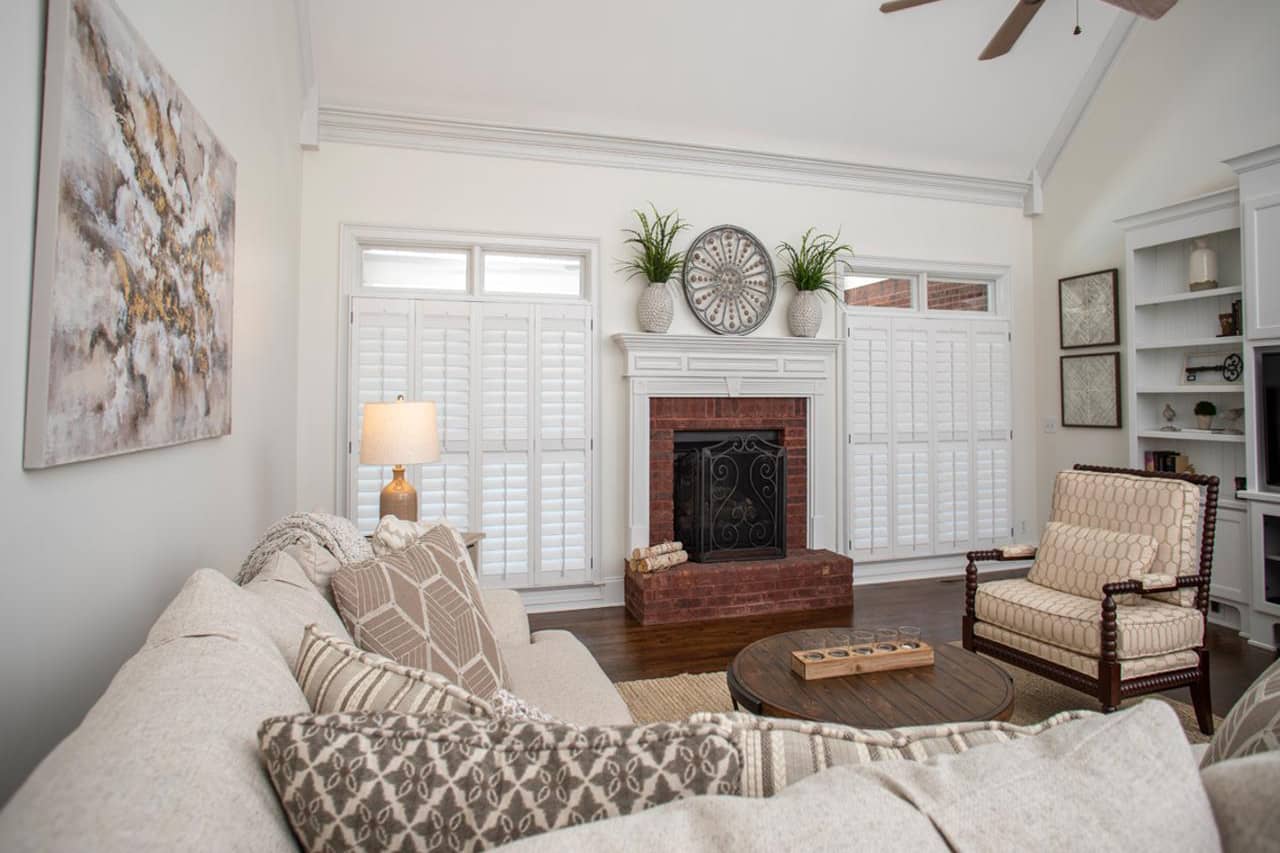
<box><xmin>1264</xmin><ymin>352</ymin><xmax>1280</xmax><ymax>490</ymax></box>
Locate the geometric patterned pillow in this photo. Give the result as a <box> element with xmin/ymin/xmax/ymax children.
<box><xmin>331</xmin><ymin>523</ymin><xmax>507</xmax><ymax>699</ymax></box>
<box><xmin>689</xmin><ymin>710</ymin><xmax>1096</xmax><ymax>797</ymax></box>
<box><xmin>257</xmin><ymin>712</ymin><xmax>741</xmax><ymax>852</ymax></box>
<box><xmin>1202</xmin><ymin>657</ymin><xmax>1280</xmax><ymax>768</ymax></box>
<box><xmin>1026</xmin><ymin>521</ymin><xmax>1158</xmax><ymax>601</ymax></box>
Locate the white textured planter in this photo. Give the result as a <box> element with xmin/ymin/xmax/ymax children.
<box><xmin>1196</xmin><ymin>414</ymin><xmax>1213</xmax><ymax>430</ymax></box>
<box><xmin>638</xmin><ymin>280</ymin><xmax>674</xmax><ymax>333</ymax></box>
<box><xmin>788</xmin><ymin>291</ymin><xmax>823</xmax><ymax>337</ymax></box>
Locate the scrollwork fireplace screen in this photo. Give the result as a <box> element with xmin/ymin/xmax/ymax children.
<box><xmin>673</xmin><ymin>430</ymin><xmax>787</xmax><ymax>562</ymax></box>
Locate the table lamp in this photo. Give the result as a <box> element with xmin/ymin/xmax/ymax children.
<box><xmin>360</xmin><ymin>396</ymin><xmax>440</xmax><ymax>522</ymax></box>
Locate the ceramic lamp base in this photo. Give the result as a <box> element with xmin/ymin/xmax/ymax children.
<box><xmin>379</xmin><ymin>465</ymin><xmax>418</xmax><ymax>521</ymax></box>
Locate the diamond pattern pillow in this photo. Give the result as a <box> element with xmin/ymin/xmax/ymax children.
<box><xmin>1026</xmin><ymin>521</ymin><xmax>1158</xmax><ymax>600</ymax></box>
<box><xmin>331</xmin><ymin>523</ymin><xmax>507</xmax><ymax>699</ymax></box>
<box><xmin>258</xmin><ymin>712</ymin><xmax>741</xmax><ymax>852</ymax></box>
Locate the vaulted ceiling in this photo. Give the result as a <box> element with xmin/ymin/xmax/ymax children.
<box><xmin>307</xmin><ymin>0</ymin><xmax>1137</xmax><ymax>181</ymax></box>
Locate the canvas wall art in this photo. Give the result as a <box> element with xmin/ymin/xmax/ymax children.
<box><xmin>1060</xmin><ymin>352</ymin><xmax>1122</xmax><ymax>429</ymax></box>
<box><xmin>24</xmin><ymin>0</ymin><xmax>236</xmax><ymax>469</ymax></box>
<box><xmin>1058</xmin><ymin>268</ymin><xmax>1119</xmax><ymax>349</ymax></box>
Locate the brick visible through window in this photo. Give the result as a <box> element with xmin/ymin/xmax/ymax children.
<box><xmin>926</xmin><ymin>280</ymin><xmax>989</xmax><ymax>312</ymax></box>
<box><xmin>844</xmin><ymin>277</ymin><xmax>912</xmax><ymax>308</ymax></box>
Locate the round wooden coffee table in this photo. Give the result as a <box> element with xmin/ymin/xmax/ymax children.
<box><xmin>727</xmin><ymin>628</ymin><xmax>1014</xmax><ymax>728</ymax></box>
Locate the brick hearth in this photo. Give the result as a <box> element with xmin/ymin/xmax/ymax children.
<box><xmin>625</xmin><ymin>549</ymin><xmax>853</xmax><ymax>625</ymax></box>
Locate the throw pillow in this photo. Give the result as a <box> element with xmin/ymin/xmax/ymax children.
<box><xmin>1026</xmin><ymin>520</ymin><xmax>1158</xmax><ymax>600</ymax></box>
<box><xmin>257</xmin><ymin>712</ymin><xmax>741</xmax><ymax>852</ymax></box>
<box><xmin>294</xmin><ymin>624</ymin><xmax>494</xmax><ymax>717</ymax></box>
<box><xmin>691</xmin><ymin>709</ymin><xmax>1095</xmax><ymax>797</ymax></box>
<box><xmin>1199</xmin><ymin>751</ymin><xmax>1280</xmax><ymax>851</ymax></box>
<box><xmin>1201</xmin><ymin>656</ymin><xmax>1280</xmax><ymax>767</ymax></box>
<box><xmin>370</xmin><ymin>515</ymin><xmax>438</xmax><ymax>556</ymax></box>
<box><xmin>331</xmin><ymin>522</ymin><xmax>507</xmax><ymax>698</ymax></box>
<box><xmin>242</xmin><ymin>550</ymin><xmax>354</xmax><ymax>668</ymax></box>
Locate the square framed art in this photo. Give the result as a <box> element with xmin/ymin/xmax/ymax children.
<box><xmin>1060</xmin><ymin>352</ymin><xmax>1122</xmax><ymax>429</ymax></box>
<box><xmin>1058</xmin><ymin>268</ymin><xmax>1119</xmax><ymax>349</ymax></box>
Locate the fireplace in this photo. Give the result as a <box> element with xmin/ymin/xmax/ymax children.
<box><xmin>674</xmin><ymin>429</ymin><xmax>787</xmax><ymax>562</ymax></box>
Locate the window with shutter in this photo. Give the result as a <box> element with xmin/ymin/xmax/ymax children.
<box><xmin>350</xmin><ymin>298</ymin><xmax>413</xmax><ymax>533</ymax></box>
<box><xmin>417</xmin><ymin>301</ymin><xmax>471</xmax><ymax>529</ymax></box>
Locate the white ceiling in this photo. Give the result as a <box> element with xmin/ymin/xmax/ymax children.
<box><xmin>309</xmin><ymin>0</ymin><xmax>1130</xmax><ymax>181</ymax></box>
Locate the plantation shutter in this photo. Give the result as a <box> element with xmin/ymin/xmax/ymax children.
<box><xmin>973</xmin><ymin>326</ymin><xmax>1012</xmax><ymax>546</ymax></box>
<box><xmin>932</xmin><ymin>327</ymin><xmax>971</xmax><ymax>550</ymax></box>
<box><xmin>417</xmin><ymin>301</ymin><xmax>472</xmax><ymax>528</ymax></box>
<box><xmin>537</xmin><ymin>304</ymin><xmax>591</xmax><ymax>585</ymax></box>
<box><xmin>893</xmin><ymin>324</ymin><xmax>931</xmax><ymax>553</ymax></box>
<box><xmin>846</xmin><ymin>320</ymin><xmax>892</xmax><ymax>559</ymax></box>
<box><xmin>480</xmin><ymin>303</ymin><xmax>533</xmax><ymax>585</ymax></box>
<box><xmin>350</xmin><ymin>297</ymin><xmax>414</xmax><ymax>533</ymax></box>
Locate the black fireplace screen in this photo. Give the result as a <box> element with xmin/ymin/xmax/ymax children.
<box><xmin>673</xmin><ymin>430</ymin><xmax>787</xmax><ymax>562</ymax></box>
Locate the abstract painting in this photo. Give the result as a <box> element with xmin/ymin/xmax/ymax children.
<box><xmin>1060</xmin><ymin>353</ymin><xmax>1122</xmax><ymax>429</ymax></box>
<box><xmin>1058</xmin><ymin>269</ymin><xmax>1119</xmax><ymax>349</ymax></box>
<box><xmin>24</xmin><ymin>0</ymin><xmax>236</xmax><ymax>469</ymax></box>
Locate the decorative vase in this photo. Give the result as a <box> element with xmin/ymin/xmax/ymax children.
<box><xmin>1196</xmin><ymin>414</ymin><xmax>1213</xmax><ymax>430</ymax></box>
<box><xmin>637</xmin><ymin>280</ymin><xmax>673</xmax><ymax>333</ymax></box>
<box><xmin>788</xmin><ymin>291</ymin><xmax>823</xmax><ymax>337</ymax></box>
<box><xmin>1188</xmin><ymin>239</ymin><xmax>1218</xmax><ymax>291</ymax></box>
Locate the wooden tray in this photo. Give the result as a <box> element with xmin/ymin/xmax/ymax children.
<box><xmin>790</xmin><ymin>641</ymin><xmax>935</xmax><ymax>680</ymax></box>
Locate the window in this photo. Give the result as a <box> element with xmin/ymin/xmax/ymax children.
<box><xmin>927</xmin><ymin>279</ymin><xmax>991</xmax><ymax>313</ymax></box>
<box><xmin>345</xmin><ymin>228</ymin><xmax>596</xmax><ymax>590</ymax></box>
<box><xmin>843</xmin><ymin>275</ymin><xmax>914</xmax><ymax>309</ymax></box>
<box><xmin>843</xmin><ymin>267</ymin><xmax>996</xmax><ymax>315</ymax></box>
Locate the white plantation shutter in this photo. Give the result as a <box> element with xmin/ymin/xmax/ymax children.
<box><xmin>480</xmin><ymin>304</ymin><xmax>533</xmax><ymax>584</ymax></box>
<box><xmin>893</xmin><ymin>324</ymin><xmax>931</xmax><ymax>553</ymax></box>
<box><xmin>973</xmin><ymin>327</ymin><xmax>1012</xmax><ymax>546</ymax></box>
<box><xmin>847</xmin><ymin>321</ymin><xmax>892</xmax><ymax>560</ymax></box>
<box><xmin>350</xmin><ymin>298</ymin><xmax>413</xmax><ymax>533</ymax></box>
<box><xmin>417</xmin><ymin>301</ymin><xmax>471</xmax><ymax>528</ymax></box>
<box><xmin>932</xmin><ymin>328</ymin><xmax>971</xmax><ymax>550</ymax></box>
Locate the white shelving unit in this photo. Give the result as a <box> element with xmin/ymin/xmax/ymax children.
<box><xmin>1117</xmin><ymin>188</ymin><xmax>1250</xmax><ymax>630</ymax></box>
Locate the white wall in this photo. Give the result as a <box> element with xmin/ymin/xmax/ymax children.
<box><xmin>1032</xmin><ymin>0</ymin><xmax>1280</xmax><ymax>524</ymax></box>
<box><xmin>295</xmin><ymin>142</ymin><xmax>1037</xmax><ymax>605</ymax></box>
<box><xmin>0</xmin><ymin>0</ymin><xmax>303</xmax><ymax>803</ymax></box>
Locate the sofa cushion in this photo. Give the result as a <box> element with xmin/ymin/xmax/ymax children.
<box><xmin>243</xmin><ymin>550</ymin><xmax>353</xmax><ymax>668</ymax></box>
<box><xmin>295</xmin><ymin>624</ymin><xmax>495</xmax><ymax>716</ymax></box>
<box><xmin>1026</xmin><ymin>521</ymin><xmax>1157</xmax><ymax>600</ymax></box>
<box><xmin>0</xmin><ymin>570</ymin><xmax>306</xmax><ymax>853</ymax></box>
<box><xmin>1050</xmin><ymin>469</ymin><xmax>1201</xmax><ymax>606</ymax></box>
<box><xmin>1202</xmin><ymin>656</ymin><xmax>1280</xmax><ymax>767</ymax></box>
<box><xmin>503</xmin><ymin>629</ymin><xmax>633</xmax><ymax>726</ymax></box>
<box><xmin>258</xmin><ymin>712</ymin><xmax>740</xmax><ymax>852</ymax></box>
<box><xmin>691</xmin><ymin>709</ymin><xmax>1095</xmax><ymax>796</ymax></box>
<box><xmin>975</xmin><ymin>577</ymin><xmax>1203</xmax><ymax>659</ymax></box>
<box><xmin>332</xmin><ymin>522</ymin><xmax>507</xmax><ymax>699</ymax></box>
<box><xmin>1200</xmin><ymin>751</ymin><xmax>1280</xmax><ymax>851</ymax></box>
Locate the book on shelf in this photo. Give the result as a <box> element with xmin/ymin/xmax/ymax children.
<box><xmin>1144</xmin><ymin>449</ymin><xmax>1189</xmax><ymax>473</ymax></box>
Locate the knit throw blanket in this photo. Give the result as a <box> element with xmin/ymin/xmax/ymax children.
<box><xmin>236</xmin><ymin>512</ymin><xmax>373</xmax><ymax>585</ymax></box>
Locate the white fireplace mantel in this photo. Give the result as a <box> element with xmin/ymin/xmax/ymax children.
<box><xmin>612</xmin><ymin>333</ymin><xmax>843</xmax><ymax>557</ymax></box>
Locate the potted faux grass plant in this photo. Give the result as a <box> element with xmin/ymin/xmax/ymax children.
<box><xmin>620</xmin><ymin>204</ymin><xmax>688</xmax><ymax>333</ymax></box>
<box><xmin>776</xmin><ymin>228</ymin><xmax>852</xmax><ymax>337</ymax></box>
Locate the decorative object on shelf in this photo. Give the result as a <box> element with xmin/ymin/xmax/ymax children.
<box><xmin>24</xmin><ymin>0</ymin><xmax>237</xmax><ymax>469</ymax></box>
<box><xmin>1222</xmin><ymin>407</ymin><xmax>1245</xmax><ymax>435</ymax></box>
<box><xmin>776</xmin><ymin>228</ymin><xmax>852</xmax><ymax>338</ymax></box>
<box><xmin>1058</xmin><ymin>268</ymin><xmax>1119</xmax><ymax>349</ymax></box>
<box><xmin>681</xmin><ymin>225</ymin><xmax>776</xmax><ymax>335</ymax></box>
<box><xmin>1194</xmin><ymin>400</ymin><xmax>1217</xmax><ymax>431</ymax></box>
<box><xmin>1182</xmin><ymin>349</ymin><xmax>1244</xmax><ymax>384</ymax></box>
<box><xmin>1187</xmin><ymin>239</ymin><xmax>1219</xmax><ymax>291</ymax></box>
<box><xmin>1060</xmin><ymin>352</ymin><xmax>1121</xmax><ymax>428</ymax></box>
<box><xmin>1218</xmin><ymin>312</ymin><xmax>1237</xmax><ymax>337</ymax></box>
<box><xmin>1232</xmin><ymin>299</ymin><xmax>1242</xmax><ymax>336</ymax></box>
<box><xmin>360</xmin><ymin>397</ymin><xmax>440</xmax><ymax>522</ymax></box>
<box><xmin>1161</xmin><ymin>403</ymin><xmax>1181</xmax><ymax>431</ymax></box>
<box><xmin>620</xmin><ymin>205</ymin><xmax>688</xmax><ymax>334</ymax></box>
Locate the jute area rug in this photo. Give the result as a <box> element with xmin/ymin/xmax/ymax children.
<box><xmin>614</xmin><ymin>650</ymin><xmax>1219</xmax><ymax>744</ymax></box>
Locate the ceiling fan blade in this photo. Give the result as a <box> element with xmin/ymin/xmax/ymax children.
<box><xmin>979</xmin><ymin>0</ymin><xmax>1045</xmax><ymax>61</ymax></box>
<box><xmin>879</xmin><ymin>0</ymin><xmax>945</xmax><ymax>12</ymax></box>
<box><xmin>1099</xmin><ymin>0</ymin><xmax>1176</xmax><ymax>20</ymax></box>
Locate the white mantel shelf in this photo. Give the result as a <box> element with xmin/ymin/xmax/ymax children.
<box><xmin>612</xmin><ymin>331</ymin><xmax>844</xmax><ymax>560</ymax></box>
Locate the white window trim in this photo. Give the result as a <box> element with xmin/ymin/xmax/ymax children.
<box><xmin>336</xmin><ymin>223</ymin><xmax>603</xmax><ymax>589</ymax></box>
<box><xmin>839</xmin><ymin>254</ymin><xmax>1011</xmax><ymax>320</ymax></box>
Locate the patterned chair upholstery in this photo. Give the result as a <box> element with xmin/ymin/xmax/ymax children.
<box><xmin>963</xmin><ymin>465</ymin><xmax>1219</xmax><ymax>735</ymax></box>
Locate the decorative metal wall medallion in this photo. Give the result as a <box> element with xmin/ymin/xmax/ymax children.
<box><xmin>681</xmin><ymin>225</ymin><xmax>776</xmax><ymax>335</ymax></box>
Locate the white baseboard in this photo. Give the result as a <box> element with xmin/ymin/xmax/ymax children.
<box><xmin>854</xmin><ymin>557</ymin><xmax>1031</xmax><ymax>586</ymax></box>
<box><xmin>518</xmin><ymin>578</ymin><xmax>624</xmax><ymax>614</ymax></box>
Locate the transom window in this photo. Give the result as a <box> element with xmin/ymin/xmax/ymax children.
<box><xmin>842</xmin><ymin>268</ymin><xmax>996</xmax><ymax>315</ymax></box>
<box><xmin>359</xmin><ymin>242</ymin><xmax>587</xmax><ymax>299</ymax></box>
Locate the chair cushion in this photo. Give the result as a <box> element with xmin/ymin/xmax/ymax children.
<box><xmin>1050</xmin><ymin>470</ymin><xmax>1201</xmax><ymax>606</ymax></box>
<box><xmin>975</xmin><ymin>578</ymin><xmax>1203</xmax><ymax>659</ymax></box>
<box><xmin>1026</xmin><ymin>521</ymin><xmax>1158</xmax><ymax>600</ymax></box>
<box><xmin>972</xmin><ymin>623</ymin><xmax>1200</xmax><ymax>679</ymax></box>
<box><xmin>331</xmin><ymin>522</ymin><xmax>507</xmax><ymax>699</ymax></box>
<box><xmin>1202</xmin><ymin>657</ymin><xmax>1280</xmax><ymax>767</ymax></box>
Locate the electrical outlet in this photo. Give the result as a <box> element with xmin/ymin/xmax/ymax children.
<box><xmin>1020</xmin><ymin>520</ymin><xmax>1027</xmax><ymax>535</ymax></box>
<box><xmin>1042</xmin><ymin>417</ymin><xmax>1057</xmax><ymax>434</ymax></box>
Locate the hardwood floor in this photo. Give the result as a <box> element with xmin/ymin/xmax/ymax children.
<box><xmin>530</xmin><ymin>570</ymin><xmax>1276</xmax><ymax>717</ymax></box>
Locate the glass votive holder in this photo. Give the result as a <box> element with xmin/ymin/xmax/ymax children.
<box><xmin>898</xmin><ymin>626</ymin><xmax>922</xmax><ymax>649</ymax></box>
<box><xmin>851</xmin><ymin>629</ymin><xmax>875</xmax><ymax>648</ymax></box>
<box><xmin>874</xmin><ymin>627</ymin><xmax>898</xmax><ymax>651</ymax></box>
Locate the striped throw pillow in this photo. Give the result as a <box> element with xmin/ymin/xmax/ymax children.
<box><xmin>293</xmin><ymin>625</ymin><xmax>494</xmax><ymax>716</ymax></box>
<box><xmin>690</xmin><ymin>710</ymin><xmax>1095</xmax><ymax>797</ymax></box>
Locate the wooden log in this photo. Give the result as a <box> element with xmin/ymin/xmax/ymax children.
<box><xmin>628</xmin><ymin>549</ymin><xmax>689</xmax><ymax>574</ymax></box>
<box><xmin>630</xmin><ymin>541</ymin><xmax>683</xmax><ymax>561</ymax></box>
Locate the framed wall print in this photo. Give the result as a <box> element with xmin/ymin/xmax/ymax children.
<box><xmin>1058</xmin><ymin>268</ymin><xmax>1119</xmax><ymax>349</ymax></box>
<box><xmin>1060</xmin><ymin>352</ymin><xmax>1122</xmax><ymax>429</ymax></box>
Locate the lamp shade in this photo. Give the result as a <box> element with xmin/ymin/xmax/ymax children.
<box><xmin>359</xmin><ymin>399</ymin><xmax>440</xmax><ymax>465</ymax></box>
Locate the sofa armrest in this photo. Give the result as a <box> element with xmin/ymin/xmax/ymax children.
<box><xmin>480</xmin><ymin>588</ymin><xmax>531</xmax><ymax>647</ymax></box>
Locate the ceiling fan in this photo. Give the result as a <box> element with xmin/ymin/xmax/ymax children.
<box><xmin>879</xmin><ymin>0</ymin><xmax>1177</xmax><ymax>60</ymax></box>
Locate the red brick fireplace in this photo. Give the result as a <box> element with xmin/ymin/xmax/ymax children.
<box><xmin>626</xmin><ymin>396</ymin><xmax>852</xmax><ymax>625</ymax></box>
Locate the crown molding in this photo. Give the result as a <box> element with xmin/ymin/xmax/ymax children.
<box><xmin>316</xmin><ymin>106</ymin><xmax>1031</xmax><ymax>209</ymax></box>
<box><xmin>1225</xmin><ymin>144</ymin><xmax>1280</xmax><ymax>176</ymax></box>
<box><xmin>1114</xmin><ymin>187</ymin><xmax>1239</xmax><ymax>231</ymax></box>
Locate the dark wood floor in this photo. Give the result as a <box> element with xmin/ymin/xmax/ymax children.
<box><xmin>530</xmin><ymin>570</ymin><xmax>1276</xmax><ymax>717</ymax></box>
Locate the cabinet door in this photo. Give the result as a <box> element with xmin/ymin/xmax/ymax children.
<box><xmin>1244</xmin><ymin>191</ymin><xmax>1280</xmax><ymax>339</ymax></box>
<box><xmin>1210</xmin><ymin>505</ymin><xmax>1249</xmax><ymax>605</ymax></box>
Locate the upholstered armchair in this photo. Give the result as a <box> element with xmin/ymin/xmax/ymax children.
<box><xmin>963</xmin><ymin>465</ymin><xmax>1219</xmax><ymax>734</ymax></box>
